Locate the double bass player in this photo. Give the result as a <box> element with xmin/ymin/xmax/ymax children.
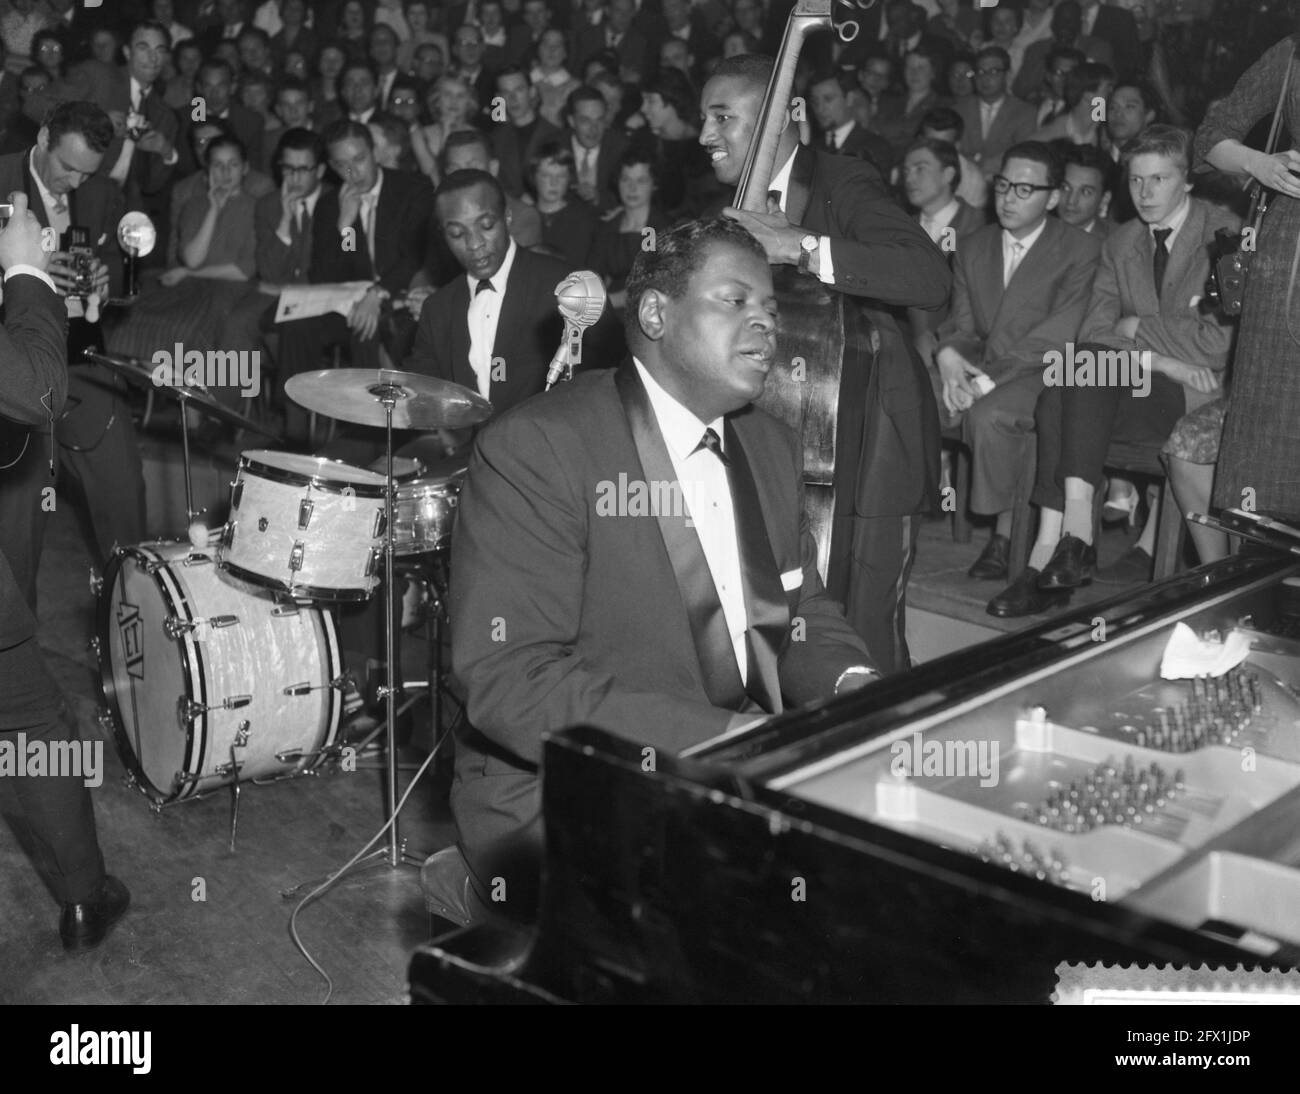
<box><xmin>702</xmin><ymin>53</ymin><xmax>951</xmax><ymax>673</ymax></box>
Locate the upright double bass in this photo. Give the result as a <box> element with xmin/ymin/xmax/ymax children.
<box><xmin>732</xmin><ymin>0</ymin><xmax>875</xmax><ymax>583</ymax></box>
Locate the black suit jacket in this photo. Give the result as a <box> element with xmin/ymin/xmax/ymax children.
<box><xmin>567</xmin><ymin>127</ymin><xmax>628</xmax><ymax>211</ymax></box>
<box><xmin>0</xmin><ymin>150</ymin><xmax>126</xmax><ymax>451</ymax></box>
<box><xmin>491</xmin><ymin>115</ymin><xmax>563</xmax><ymax>199</ymax></box>
<box><xmin>176</xmin><ymin>103</ymin><xmax>266</xmax><ymax>175</ymax></box>
<box><xmin>0</xmin><ymin>274</ymin><xmax>68</xmax><ymax>647</ymax></box>
<box><xmin>310</xmin><ymin>167</ymin><xmax>433</xmax><ymax>295</ymax></box>
<box><xmin>783</xmin><ymin>144</ymin><xmax>951</xmax><ymax>517</ymax></box>
<box><xmin>829</xmin><ymin>120</ymin><xmax>896</xmax><ymax>180</ymax></box>
<box><xmin>448</xmin><ymin>362</ymin><xmax>871</xmax><ymax>904</ymax></box>
<box><xmin>255</xmin><ymin>184</ymin><xmax>332</xmax><ymax>284</ymax></box>
<box><xmin>406</xmin><ymin>246</ymin><xmax>571</xmax><ymax>414</ymax></box>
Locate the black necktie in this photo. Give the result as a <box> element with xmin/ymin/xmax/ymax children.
<box><xmin>826</xmin><ymin>130</ymin><xmax>838</xmax><ymax>152</ymax></box>
<box><xmin>475</xmin><ymin>278</ymin><xmax>494</xmax><ymax>296</ymax></box>
<box><xmin>695</xmin><ymin>427</ymin><xmax>729</xmax><ymax>466</ymax></box>
<box><xmin>1152</xmin><ymin>227</ymin><xmax>1172</xmax><ymax>296</ymax></box>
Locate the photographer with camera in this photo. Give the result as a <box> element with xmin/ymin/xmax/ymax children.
<box><xmin>0</xmin><ymin>189</ymin><xmax>130</xmax><ymax>952</ymax></box>
<box><xmin>0</xmin><ymin>99</ymin><xmax>140</xmax><ymax>612</ymax></box>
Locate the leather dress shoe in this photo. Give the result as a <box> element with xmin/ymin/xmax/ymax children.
<box><xmin>967</xmin><ymin>533</ymin><xmax>1010</xmax><ymax>579</ymax></box>
<box><xmin>1096</xmin><ymin>545</ymin><xmax>1153</xmax><ymax>586</ymax></box>
<box><xmin>1037</xmin><ymin>534</ymin><xmax>1097</xmax><ymax>589</ymax></box>
<box><xmin>60</xmin><ymin>875</ymin><xmax>130</xmax><ymax>952</ymax></box>
<box><xmin>988</xmin><ymin>567</ymin><xmax>1072</xmax><ymax>618</ymax></box>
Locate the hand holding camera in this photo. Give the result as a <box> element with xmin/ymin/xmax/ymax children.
<box><xmin>0</xmin><ymin>193</ymin><xmax>52</xmax><ymax>273</ymax></box>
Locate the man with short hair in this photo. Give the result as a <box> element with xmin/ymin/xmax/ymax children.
<box><xmin>274</xmin><ymin>120</ymin><xmax>433</xmax><ymax>442</ymax></box>
<box><xmin>341</xmin><ymin>61</ymin><xmax>380</xmax><ymax>126</ymax></box>
<box><xmin>566</xmin><ymin>84</ymin><xmax>626</xmax><ymax>211</ymax></box>
<box><xmin>809</xmin><ymin>68</ymin><xmax>893</xmax><ymax>179</ymax></box>
<box><xmin>178</xmin><ymin>59</ymin><xmax>265</xmax><ymax>173</ymax></box>
<box><xmin>955</xmin><ymin>46</ymin><xmax>1038</xmax><ymax>182</ymax></box>
<box><xmin>490</xmin><ymin>65</ymin><xmax>562</xmax><ymax>198</ymax></box>
<box><xmin>408</xmin><ymin>169</ymin><xmax>573</xmax><ymax>415</ymax></box>
<box><xmin>1015</xmin><ymin>0</ymin><xmax>1116</xmax><ymax>100</ymax></box>
<box><xmin>1032</xmin><ymin>62</ymin><xmax>1115</xmax><ymax>146</ymax></box>
<box><xmin>256</xmin><ymin>126</ymin><xmax>328</xmax><ymax>287</ymax></box>
<box><xmin>903</xmin><ymin>137</ymin><xmax>986</xmax><ymax>250</ymax></box>
<box><xmin>920</xmin><ymin>106</ymin><xmax>988</xmax><ymax>212</ymax></box>
<box><xmin>1024</xmin><ymin>46</ymin><xmax>1086</xmax><ymax>127</ymax></box>
<box><xmin>934</xmin><ymin>141</ymin><xmax>1101</xmax><ymax>592</ymax></box>
<box><xmin>369</xmin><ymin>24</ymin><xmax>402</xmax><ymax>110</ymax></box>
<box><xmin>702</xmin><ymin>54</ymin><xmax>952</xmax><ymax>673</ymax></box>
<box><xmin>1058</xmin><ymin>142</ymin><xmax>1114</xmax><ymax>239</ymax></box>
<box><xmin>26</xmin><ymin>20</ymin><xmax>180</xmax><ymax>214</ymax></box>
<box><xmin>445</xmin><ymin>215</ymin><xmax>875</xmax><ymax>921</ymax></box>
<box><xmin>451</xmin><ymin>23</ymin><xmax>495</xmax><ymax>112</ymax></box>
<box><xmin>237</xmin><ymin>25</ymin><xmax>275</xmax><ymax>79</ymax></box>
<box><xmin>1103</xmin><ymin>80</ymin><xmax>1158</xmax><ymax>223</ymax></box>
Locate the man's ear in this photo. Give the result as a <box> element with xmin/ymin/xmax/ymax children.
<box><xmin>1045</xmin><ymin>188</ymin><xmax>1061</xmax><ymax>213</ymax></box>
<box><xmin>638</xmin><ymin>288</ymin><xmax>668</xmax><ymax>342</ymax></box>
<box><xmin>489</xmin><ymin>156</ymin><xmax>501</xmax><ymax>177</ymax></box>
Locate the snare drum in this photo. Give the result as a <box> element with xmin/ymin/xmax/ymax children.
<box><xmin>96</xmin><ymin>541</ymin><xmax>343</xmax><ymax>804</ymax></box>
<box><xmin>221</xmin><ymin>450</ymin><xmax>388</xmax><ymax>600</ymax></box>
<box><xmin>393</xmin><ymin>464</ymin><xmax>467</xmax><ymax>555</ymax></box>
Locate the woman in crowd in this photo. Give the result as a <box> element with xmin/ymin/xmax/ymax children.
<box><xmin>397</xmin><ymin>0</ymin><xmax>446</xmax><ymax>74</ymax></box>
<box><xmin>106</xmin><ymin>135</ymin><xmax>261</xmax><ymax>411</ymax></box>
<box><xmin>311</xmin><ymin>41</ymin><xmax>348</xmax><ymax>128</ymax></box>
<box><xmin>0</xmin><ymin>0</ymin><xmax>49</xmax><ymax>73</ymax></box>
<box><xmin>874</xmin><ymin>48</ymin><xmax>948</xmax><ymax>161</ymax></box>
<box><xmin>165</xmin><ymin>39</ymin><xmax>205</xmax><ymax>112</ymax></box>
<box><xmin>529</xmin><ymin>141</ymin><xmax>599</xmax><ymax>268</ymax></box>
<box><xmin>29</xmin><ymin>29</ymin><xmax>62</xmax><ymax>84</ymax></box>
<box><xmin>412</xmin><ymin>73</ymin><xmax>478</xmax><ymax>182</ymax></box>
<box><xmin>336</xmin><ymin>0</ymin><xmax>371</xmax><ymax>63</ymax></box>
<box><xmin>1195</xmin><ymin>32</ymin><xmax>1300</xmax><ymax>525</ymax></box>
<box><xmin>588</xmin><ymin>148</ymin><xmax>670</xmax><ymax>311</ymax></box>
<box><xmin>532</xmin><ymin>29</ymin><xmax>580</xmax><ymax>128</ymax></box>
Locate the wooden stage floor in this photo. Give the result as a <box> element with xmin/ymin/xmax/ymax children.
<box><xmin>0</xmin><ymin>449</ymin><xmax>1158</xmax><ymax>1004</ymax></box>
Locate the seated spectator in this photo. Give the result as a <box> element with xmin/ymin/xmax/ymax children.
<box><xmin>856</xmin><ymin>52</ymin><xmax>900</xmax><ymax>129</ymax></box>
<box><xmin>0</xmin><ymin>0</ymin><xmax>50</xmax><ymax>74</ymax></box>
<box><xmin>0</xmin><ymin>63</ymin><xmax>42</xmax><ymax>154</ymax></box>
<box><xmin>587</xmin><ymin>147</ymin><xmax>670</xmax><ymax>311</ymax></box>
<box><xmin>181</xmin><ymin>59</ymin><xmax>265</xmax><ymax>173</ymax></box>
<box><xmin>1032</xmin><ymin>62</ymin><xmax>1115</xmax><ymax>145</ymax></box>
<box><xmin>591</xmin><ymin>69</ymin><xmax>637</xmax><ymax>132</ymax></box>
<box><xmin>412</xmin><ymin>74</ymin><xmax>479</xmax><ymax>183</ymax></box>
<box><xmin>1102</xmin><ymin>79</ymin><xmax>1158</xmax><ymax>223</ymax></box>
<box><xmin>1025</xmin><ymin>46</ymin><xmax>1086</xmax><ymax>127</ymax></box>
<box><xmin>271</xmin><ymin>0</ymin><xmax>318</xmax><ymax>71</ymax></box>
<box><xmin>88</xmin><ymin>27</ymin><xmax>120</xmax><ymax>69</ymax></box>
<box><xmin>238</xmin><ymin>25</ymin><xmax>275</xmax><ymax>81</ymax></box>
<box><xmin>565</xmin><ymin>83</ymin><xmax>626</xmax><ymax>212</ymax></box>
<box><xmin>164</xmin><ymin>38</ymin><xmax>205</xmax><ymax>112</ymax></box>
<box><xmin>29</xmin><ymin>28</ymin><xmax>63</xmax><ymax>84</ymax></box>
<box><xmin>1057</xmin><ymin>142</ymin><xmax>1115</xmax><ymax>239</ymax></box>
<box><xmin>369</xmin><ymin>110</ymin><xmax>416</xmax><ymax>173</ymax></box>
<box><xmin>1015</xmin><ymin>0</ymin><xmax>1115</xmax><ymax>101</ymax></box>
<box><xmin>105</xmin><ymin>133</ymin><xmax>263</xmax><ymax>409</ymax></box>
<box><xmin>809</xmin><ymin>68</ymin><xmax>893</xmax><ymax>179</ymax></box>
<box><xmin>871</xmin><ymin>47</ymin><xmax>948</xmax><ymax>166</ymax></box>
<box><xmin>151</xmin><ymin>0</ymin><xmax>194</xmax><ymax>47</ymax></box>
<box><xmin>396</xmin><ymin>0</ymin><xmax>446</xmax><ymax>74</ymax></box>
<box><xmin>335</xmin><ymin>0</ymin><xmax>371</xmax><ymax>64</ymax></box>
<box><xmin>240</xmin><ymin>69</ymin><xmax>276</xmax><ymax>123</ymax></box>
<box><xmin>993</xmin><ymin>126</ymin><xmax>1238</xmax><ymax>613</ymax></box>
<box><xmin>527</xmin><ymin>140</ymin><xmax>598</xmax><ymax>268</ymax></box>
<box><xmin>929</xmin><ymin>0</ymin><xmax>980</xmax><ymax>53</ymax></box>
<box><xmin>721</xmin><ymin>30</ymin><xmax>758</xmax><ymax>60</ymax></box>
<box><xmin>920</xmin><ymin>106</ymin><xmax>989</xmax><ymax>213</ymax></box>
<box><xmin>946</xmin><ymin>52</ymin><xmax>976</xmax><ymax>103</ymax></box>
<box><xmin>492</xmin><ymin>65</ymin><xmax>563</xmax><ymax>199</ymax></box>
<box><xmin>934</xmin><ymin>141</ymin><xmax>1101</xmax><ymax>591</ymax></box>
<box><xmin>957</xmin><ymin>46</ymin><xmax>1037</xmax><ymax>181</ymax></box>
<box><xmin>370</xmin><ymin>24</ymin><xmax>403</xmax><ymax>109</ymax></box>
<box><xmin>985</xmin><ymin>4</ymin><xmax>1028</xmax><ymax>88</ymax></box>
<box><xmin>532</xmin><ymin>28</ymin><xmax>581</xmax><ymax>128</ymax></box>
<box><xmin>340</xmin><ymin>60</ymin><xmax>380</xmax><ymax>124</ymax></box>
<box><xmin>635</xmin><ymin>67</ymin><xmax>723</xmax><ymax>221</ymax></box>
<box><xmin>311</xmin><ymin>41</ymin><xmax>348</xmax><ymax>127</ymax></box>
<box><xmin>281</xmin><ymin>48</ymin><xmax>309</xmax><ymax>82</ymax></box>
<box><xmin>413</xmin><ymin>41</ymin><xmax>445</xmax><ymax>86</ymax></box>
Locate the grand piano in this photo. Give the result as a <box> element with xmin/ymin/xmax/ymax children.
<box><xmin>409</xmin><ymin>546</ymin><xmax>1300</xmax><ymax>1003</ymax></box>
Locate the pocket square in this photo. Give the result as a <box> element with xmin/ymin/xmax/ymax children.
<box><xmin>780</xmin><ymin>567</ymin><xmax>803</xmax><ymax>592</ymax></box>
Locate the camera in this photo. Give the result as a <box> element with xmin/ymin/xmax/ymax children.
<box><xmin>126</xmin><ymin>111</ymin><xmax>151</xmax><ymax>142</ymax></box>
<box><xmin>65</xmin><ymin>227</ymin><xmax>96</xmax><ymax>298</ymax></box>
<box><xmin>1202</xmin><ymin>225</ymin><xmax>1248</xmax><ymax>317</ymax></box>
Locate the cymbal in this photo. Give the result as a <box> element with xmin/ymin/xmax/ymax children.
<box><xmin>80</xmin><ymin>349</ymin><xmax>282</xmax><ymax>439</ymax></box>
<box><xmin>285</xmin><ymin>368</ymin><xmax>492</xmax><ymax>430</ymax></box>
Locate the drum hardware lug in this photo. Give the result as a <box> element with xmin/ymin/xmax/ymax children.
<box><xmin>231</xmin><ymin>478</ymin><xmax>243</xmax><ymax>509</ymax></box>
<box><xmin>88</xmin><ymin>566</ymin><xmax>102</xmax><ymax>596</ymax></box>
<box><xmin>178</xmin><ymin>693</ymin><xmax>253</xmax><ymax>726</ymax></box>
<box><xmin>221</xmin><ymin>521</ymin><xmax>235</xmax><ymax>549</ymax></box>
<box><xmin>373</xmin><ymin>508</ymin><xmax>387</xmax><ymax>539</ymax></box>
<box><xmin>258</xmin><ymin>516</ymin><xmax>269</xmax><ymax>532</ymax></box>
<box><xmin>283</xmin><ymin>680</ymin><xmax>312</xmax><ymax>696</ymax></box>
<box><xmin>289</xmin><ymin>540</ymin><xmax>304</xmax><ymax>572</ymax></box>
<box><xmin>298</xmin><ymin>497</ymin><xmax>314</xmax><ymax>529</ymax></box>
<box><xmin>164</xmin><ymin>613</ymin><xmax>239</xmax><ymax>639</ymax></box>
<box><xmin>271</xmin><ymin>601</ymin><xmax>300</xmax><ymax>617</ymax></box>
<box><xmin>183</xmin><ymin>552</ymin><xmax>213</xmax><ymax>566</ymax></box>
<box><xmin>365</xmin><ymin>547</ymin><xmax>381</xmax><ymax>579</ymax></box>
<box><xmin>88</xmin><ymin>636</ymin><xmax>102</xmax><ymax>659</ymax></box>
<box><xmin>234</xmin><ymin>720</ymin><xmax>250</xmax><ymax>748</ymax></box>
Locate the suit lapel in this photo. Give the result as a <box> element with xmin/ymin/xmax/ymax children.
<box><xmin>974</xmin><ymin>228</ymin><xmax>1005</xmax><ymax>330</ymax></box>
<box><xmin>492</xmin><ymin>251</ymin><xmax>528</xmax><ymax>402</ymax></box>
<box><xmin>724</xmin><ymin>415</ymin><xmax>787</xmax><ymax>715</ymax></box>
<box><xmin>614</xmin><ymin>365</ymin><xmax>748</xmax><ymax>710</ymax></box>
<box><xmin>1161</xmin><ymin>199</ymin><xmax>1202</xmax><ymax>308</ymax></box>
<box><xmin>993</xmin><ymin>220</ymin><xmax>1055</xmax><ymax>326</ymax></box>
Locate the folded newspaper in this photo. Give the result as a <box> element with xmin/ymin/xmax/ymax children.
<box><xmin>274</xmin><ymin>281</ymin><xmax>374</xmax><ymax>323</ymax></box>
<box><xmin>1159</xmin><ymin>621</ymin><xmax>1252</xmax><ymax>679</ymax></box>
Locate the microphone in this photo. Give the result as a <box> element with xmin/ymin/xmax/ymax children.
<box><xmin>546</xmin><ymin>270</ymin><xmax>606</xmax><ymax>390</ymax></box>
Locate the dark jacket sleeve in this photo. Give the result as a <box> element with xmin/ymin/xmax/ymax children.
<box><xmin>0</xmin><ymin>273</ymin><xmax>68</xmax><ymax>427</ymax></box>
<box><xmin>406</xmin><ymin>289</ymin><xmax>452</xmax><ymax>380</ymax></box>
<box><xmin>823</xmin><ymin>160</ymin><xmax>953</xmax><ymax>309</ymax></box>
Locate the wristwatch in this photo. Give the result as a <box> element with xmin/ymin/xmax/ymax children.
<box><xmin>797</xmin><ymin>233</ymin><xmax>819</xmax><ymax>273</ymax></box>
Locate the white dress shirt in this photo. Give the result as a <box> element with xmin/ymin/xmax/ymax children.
<box><xmin>980</xmin><ymin>96</ymin><xmax>1005</xmax><ymax>140</ymax></box>
<box><xmin>1002</xmin><ymin>216</ymin><xmax>1047</xmax><ymax>286</ymax></box>
<box><xmin>633</xmin><ymin>357</ymin><xmax>748</xmax><ymax>682</ymax></box>
<box><xmin>769</xmin><ymin>146</ymin><xmax>836</xmax><ymax>285</ymax></box>
<box><xmin>466</xmin><ymin>239</ymin><xmax>518</xmax><ymax>397</ymax></box>
<box><xmin>919</xmin><ymin>198</ymin><xmax>960</xmax><ymax>245</ymax></box>
<box><xmin>29</xmin><ymin>148</ymin><xmax>69</xmax><ymax>237</ymax></box>
<box><xmin>1151</xmin><ymin>193</ymin><xmax>1192</xmax><ymax>244</ymax></box>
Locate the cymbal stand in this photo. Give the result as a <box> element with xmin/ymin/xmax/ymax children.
<box><xmin>177</xmin><ymin>392</ymin><xmax>197</xmax><ymax>525</ymax></box>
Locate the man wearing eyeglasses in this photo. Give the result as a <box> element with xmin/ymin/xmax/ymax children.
<box><xmin>954</xmin><ymin>47</ymin><xmax>1037</xmax><ymax>184</ymax></box>
<box><xmin>935</xmin><ymin>142</ymin><xmax>1100</xmax><ymax>598</ymax></box>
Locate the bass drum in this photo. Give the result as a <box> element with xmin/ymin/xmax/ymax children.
<box><xmin>96</xmin><ymin>541</ymin><xmax>343</xmax><ymax>804</ymax></box>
